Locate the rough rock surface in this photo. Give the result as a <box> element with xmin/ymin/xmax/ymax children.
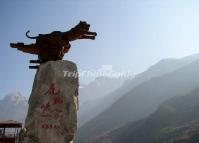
<box><xmin>23</xmin><ymin>60</ymin><xmax>79</xmax><ymax>143</ymax></box>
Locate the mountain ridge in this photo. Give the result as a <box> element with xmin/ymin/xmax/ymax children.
<box><xmin>0</xmin><ymin>92</ymin><xmax>28</xmax><ymax>122</ymax></box>
<box><xmin>95</xmin><ymin>87</ymin><xmax>199</xmax><ymax>143</ymax></box>
<box><xmin>77</xmin><ymin>55</ymin><xmax>199</xmax><ymax>143</ymax></box>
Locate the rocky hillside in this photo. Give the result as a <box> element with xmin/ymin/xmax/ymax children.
<box><xmin>77</xmin><ymin>55</ymin><xmax>199</xmax><ymax>143</ymax></box>
<box><xmin>93</xmin><ymin>87</ymin><xmax>199</xmax><ymax>143</ymax></box>
<box><xmin>78</xmin><ymin>77</ymin><xmax>125</xmax><ymax>126</ymax></box>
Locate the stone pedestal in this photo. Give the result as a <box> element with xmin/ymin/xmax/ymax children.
<box><xmin>23</xmin><ymin>60</ymin><xmax>79</xmax><ymax>143</ymax></box>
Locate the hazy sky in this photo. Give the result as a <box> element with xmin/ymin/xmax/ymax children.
<box><xmin>1</xmin><ymin>0</ymin><xmax>199</xmax><ymax>97</ymax></box>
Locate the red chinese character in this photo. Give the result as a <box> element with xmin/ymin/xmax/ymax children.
<box><xmin>45</xmin><ymin>83</ymin><xmax>60</xmax><ymax>96</ymax></box>
<box><xmin>41</xmin><ymin>102</ymin><xmax>51</xmax><ymax>114</ymax></box>
<box><xmin>53</xmin><ymin>97</ymin><xmax>63</xmax><ymax>105</ymax></box>
<box><xmin>41</xmin><ymin>124</ymin><xmax>48</xmax><ymax>129</ymax></box>
<box><xmin>54</xmin><ymin>114</ymin><xmax>64</xmax><ymax>120</ymax></box>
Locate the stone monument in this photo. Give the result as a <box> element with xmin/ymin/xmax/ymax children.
<box><xmin>10</xmin><ymin>21</ymin><xmax>97</xmax><ymax>143</ymax></box>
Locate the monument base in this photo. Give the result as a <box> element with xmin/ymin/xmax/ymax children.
<box><xmin>23</xmin><ymin>60</ymin><xmax>79</xmax><ymax>143</ymax></box>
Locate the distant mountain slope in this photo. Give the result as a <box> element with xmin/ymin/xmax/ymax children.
<box><xmin>0</xmin><ymin>92</ymin><xmax>28</xmax><ymax>122</ymax></box>
<box><xmin>78</xmin><ymin>77</ymin><xmax>125</xmax><ymax>126</ymax></box>
<box><xmin>78</xmin><ymin>54</ymin><xmax>199</xmax><ymax>127</ymax></box>
<box><xmin>94</xmin><ymin>87</ymin><xmax>199</xmax><ymax>143</ymax></box>
<box><xmin>128</xmin><ymin>53</ymin><xmax>199</xmax><ymax>90</ymax></box>
<box><xmin>0</xmin><ymin>77</ymin><xmax>125</xmax><ymax>126</ymax></box>
<box><xmin>77</xmin><ymin>57</ymin><xmax>199</xmax><ymax>143</ymax></box>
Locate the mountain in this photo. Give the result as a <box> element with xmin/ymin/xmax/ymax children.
<box><xmin>78</xmin><ymin>54</ymin><xmax>199</xmax><ymax>127</ymax></box>
<box><xmin>83</xmin><ymin>54</ymin><xmax>199</xmax><ymax>124</ymax></box>
<box><xmin>0</xmin><ymin>92</ymin><xmax>28</xmax><ymax>122</ymax></box>
<box><xmin>129</xmin><ymin>54</ymin><xmax>199</xmax><ymax>89</ymax></box>
<box><xmin>76</xmin><ymin>55</ymin><xmax>199</xmax><ymax>143</ymax></box>
<box><xmin>78</xmin><ymin>77</ymin><xmax>125</xmax><ymax>126</ymax></box>
<box><xmin>93</xmin><ymin>87</ymin><xmax>199</xmax><ymax>143</ymax></box>
<box><xmin>0</xmin><ymin>77</ymin><xmax>125</xmax><ymax>126</ymax></box>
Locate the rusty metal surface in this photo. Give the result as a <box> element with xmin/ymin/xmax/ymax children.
<box><xmin>10</xmin><ymin>21</ymin><xmax>97</xmax><ymax>69</ymax></box>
